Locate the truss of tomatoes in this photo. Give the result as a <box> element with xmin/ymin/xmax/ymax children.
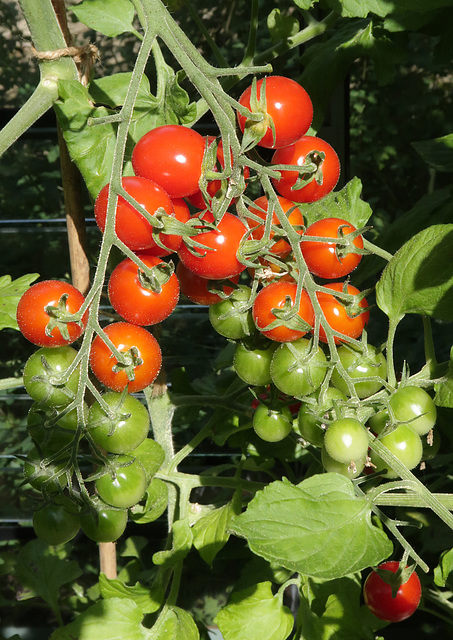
<box><xmin>16</xmin><ymin>75</ymin><xmax>387</xmax><ymax>549</ymax></box>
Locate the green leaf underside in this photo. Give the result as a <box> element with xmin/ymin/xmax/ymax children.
<box><xmin>230</xmin><ymin>474</ymin><xmax>392</xmax><ymax>580</ymax></box>
<box><xmin>303</xmin><ymin>176</ymin><xmax>372</xmax><ymax>228</ymax></box>
<box><xmin>376</xmin><ymin>224</ymin><xmax>453</xmax><ymax>322</ymax></box>
<box><xmin>0</xmin><ymin>273</ymin><xmax>39</xmax><ymax>331</ymax></box>
<box><xmin>215</xmin><ymin>581</ymin><xmax>294</xmax><ymax>640</ymax></box>
<box><xmin>71</xmin><ymin>0</ymin><xmax>136</xmax><ymax>37</ymax></box>
<box><xmin>50</xmin><ymin>598</ymin><xmax>149</xmax><ymax>640</ymax></box>
<box><xmin>151</xmin><ymin>606</ymin><xmax>200</xmax><ymax>640</ymax></box>
<box><xmin>192</xmin><ymin>500</ymin><xmax>236</xmax><ymax>566</ymax></box>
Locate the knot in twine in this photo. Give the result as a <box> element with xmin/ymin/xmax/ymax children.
<box><xmin>32</xmin><ymin>43</ymin><xmax>99</xmax><ymax>86</ymax></box>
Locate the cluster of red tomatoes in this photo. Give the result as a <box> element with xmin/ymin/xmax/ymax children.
<box><xmin>16</xmin><ymin>75</ymin><xmax>430</xmax><ymax>620</ymax></box>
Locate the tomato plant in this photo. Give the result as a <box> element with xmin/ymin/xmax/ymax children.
<box><xmin>16</xmin><ymin>280</ymin><xmax>87</xmax><ymax>347</ymax></box>
<box><xmin>270</xmin><ymin>337</ymin><xmax>327</xmax><ymax>398</ymax></box>
<box><xmin>370</xmin><ymin>424</ymin><xmax>423</xmax><ymax>479</ymax></box>
<box><xmin>89</xmin><ymin>322</ymin><xmax>162</xmax><ymax>393</ymax></box>
<box><xmin>178</xmin><ymin>211</ymin><xmax>247</xmax><ymax>280</ymax></box>
<box><xmin>252</xmin><ymin>281</ymin><xmax>314</xmax><ymax>342</ymax></box>
<box><xmin>237</xmin><ymin>76</ymin><xmax>313</xmax><ymax>149</ymax></box>
<box><xmin>209</xmin><ymin>284</ymin><xmax>255</xmax><ymax>339</ymax></box>
<box><xmin>296</xmin><ymin>387</ymin><xmax>346</xmax><ymax>447</ymax></box>
<box><xmin>108</xmin><ymin>255</ymin><xmax>180</xmax><ymax>326</ymax></box>
<box><xmin>80</xmin><ymin>505</ymin><xmax>128</xmax><ymax>543</ymax></box>
<box><xmin>323</xmin><ymin>417</ymin><xmax>369</xmax><ymax>464</ymax></box>
<box><xmin>301</xmin><ymin>218</ymin><xmax>364</xmax><ymax>279</ymax></box>
<box><xmin>233</xmin><ymin>340</ymin><xmax>277</xmax><ymax>386</ymax></box>
<box><xmin>271</xmin><ymin>136</ymin><xmax>340</xmax><ymax>202</ymax></box>
<box><xmin>363</xmin><ymin>561</ymin><xmax>422</xmax><ymax>623</ymax></box>
<box><xmin>32</xmin><ymin>496</ymin><xmax>80</xmax><ymax>546</ymax></box>
<box><xmin>330</xmin><ymin>344</ymin><xmax>387</xmax><ymax>399</ymax></box>
<box><xmin>132</xmin><ymin>124</ymin><xmax>206</xmax><ymax>198</ymax></box>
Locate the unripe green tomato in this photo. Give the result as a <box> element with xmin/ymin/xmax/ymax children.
<box><xmin>209</xmin><ymin>285</ymin><xmax>255</xmax><ymax>339</ymax></box>
<box><xmin>389</xmin><ymin>386</ymin><xmax>437</xmax><ymax>436</ymax></box>
<box><xmin>370</xmin><ymin>424</ymin><xmax>423</xmax><ymax>479</ymax></box>
<box><xmin>233</xmin><ymin>341</ymin><xmax>277</xmax><ymax>386</ymax></box>
<box><xmin>80</xmin><ymin>505</ymin><xmax>128</xmax><ymax>543</ymax></box>
<box><xmin>331</xmin><ymin>344</ymin><xmax>387</xmax><ymax>399</ymax></box>
<box><xmin>23</xmin><ymin>346</ymin><xmax>80</xmax><ymax>408</ymax></box>
<box><xmin>270</xmin><ymin>338</ymin><xmax>327</xmax><ymax>398</ymax></box>
<box><xmin>95</xmin><ymin>456</ymin><xmax>148</xmax><ymax>508</ymax></box>
<box><xmin>252</xmin><ymin>403</ymin><xmax>293</xmax><ymax>442</ymax></box>
<box><xmin>297</xmin><ymin>387</ymin><xmax>347</xmax><ymax>447</ymax></box>
<box><xmin>33</xmin><ymin>496</ymin><xmax>80</xmax><ymax>546</ymax></box>
<box><xmin>87</xmin><ymin>392</ymin><xmax>149</xmax><ymax>454</ymax></box>
<box><xmin>321</xmin><ymin>447</ymin><xmax>366</xmax><ymax>479</ymax></box>
<box><xmin>323</xmin><ymin>417</ymin><xmax>369</xmax><ymax>464</ymax></box>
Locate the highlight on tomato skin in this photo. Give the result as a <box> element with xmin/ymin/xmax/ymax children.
<box><xmin>363</xmin><ymin>561</ymin><xmax>422</xmax><ymax>623</ymax></box>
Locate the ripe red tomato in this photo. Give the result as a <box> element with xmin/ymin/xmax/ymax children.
<box><xmin>16</xmin><ymin>280</ymin><xmax>87</xmax><ymax>347</ymax></box>
<box><xmin>363</xmin><ymin>561</ymin><xmax>422</xmax><ymax>623</ymax></box>
<box><xmin>177</xmin><ymin>212</ymin><xmax>247</xmax><ymax>279</ymax></box>
<box><xmin>246</xmin><ymin>195</ymin><xmax>304</xmax><ymax>257</ymax></box>
<box><xmin>134</xmin><ymin>198</ymin><xmax>190</xmax><ymax>258</ymax></box>
<box><xmin>94</xmin><ymin>176</ymin><xmax>176</xmax><ymax>252</ymax></box>
<box><xmin>271</xmin><ymin>136</ymin><xmax>340</xmax><ymax>203</ymax></box>
<box><xmin>252</xmin><ymin>281</ymin><xmax>314</xmax><ymax>342</ymax></box>
<box><xmin>187</xmin><ymin>136</ymin><xmax>250</xmax><ymax>209</ymax></box>
<box><xmin>132</xmin><ymin>124</ymin><xmax>206</xmax><ymax>198</ymax></box>
<box><xmin>176</xmin><ymin>261</ymin><xmax>239</xmax><ymax>305</ymax></box>
<box><xmin>89</xmin><ymin>322</ymin><xmax>162</xmax><ymax>392</ymax></box>
<box><xmin>237</xmin><ymin>76</ymin><xmax>313</xmax><ymax>149</ymax></box>
<box><xmin>301</xmin><ymin>218</ymin><xmax>363</xmax><ymax>279</ymax></box>
<box><xmin>108</xmin><ymin>255</ymin><xmax>180</xmax><ymax>326</ymax></box>
<box><xmin>316</xmin><ymin>282</ymin><xmax>369</xmax><ymax>343</ymax></box>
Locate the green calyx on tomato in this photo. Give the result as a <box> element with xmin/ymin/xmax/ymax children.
<box><xmin>209</xmin><ymin>285</ymin><xmax>255</xmax><ymax>340</ymax></box>
<box><xmin>24</xmin><ymin>446</ymin><xmax>69</xmax><ymax>494</ymax></box>
<box><xmin>330</xmin><ymin>343</ymin><xmax>387</xmax><ymax>399</ymax></box>
<box><xmin>23</xmin><ymin>346</ymin><xmax>80</xmax><ymax>409</ymax></box>
<box><xmin>296</xmin><ymin>387</ymin><xmax>346</xmax><ymax>447</ymax></box>
<box><xmin>270</xmin><ymin>338</ymin><xmax>327</xmax><ymax>399</ymax></box>
<box><xmin>87</xmin><ymin>391</ymin><xmax>150</xmax><ymax>454</ymax></box>
<box><xmin>369</xmin><ymin>424</ymin><xmax>423</xmax><ymax>479</ymax></box>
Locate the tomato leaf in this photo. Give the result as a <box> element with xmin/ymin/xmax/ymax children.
<box><xmin>50</xmin><ymin>597</ymin><xmax>150</xmax><ymax>640</ymax></box>
<box><xmin>435</xmin><ymin>346</ymin><xmax>453</xmax><ymax>408</ymax></box>
<box><xmin>267</xmin><ymin>9</ymin><xmax>300</xmax><ymax>43</ymax></box>
<box><xmin>150</xmin><ymin>606</ymin><xmax>200</xmax><ymax>640</ymax></box>
<box><xmin>376</xmin><ymin>224</ymin><xmax>453</xmax><ymax>323</ymax></box>
<box><xmin>230</xmin><ymin>474</ymin><xmax>392</xmax><ymax>580</ymax></box>
<box><xmin>130</xmin><ymin>478</ymin><xmax>168</xmax><ymax>524</ymax></box>
<box><xmin>303</xmin><ymin>176</ymin><xmax>372</xmax><ymax>228</ymax></box>
<box><xmin>71</xmin><ymin>0</ymin><xmax>136</xmax><ymax>37</ymax></box>
<box><xmin>16</xmin><ymin>540</ymin><xmax>82</xmax><ymax>620</ymax></box>
<box><xmin>292</xmin><ymin>0</ymin><xmax>319</xmax><ymax>9</ymax></box>
<box><xmin>215</xmin><ymin>581</ymin><xmax>294</xmax><ymax>640</ymax></box>
<box><xmin>192</xmin><ymin>496</ymin><xmax>240</xmax><ymax>567</ymax></box>
<box><xmin>324</xmin><ymin>0</ymin><xmax>453</xmax><ymax>17</ymax></box>
<box><xmin>153</xmin><ymin>518</ymin><xmax>193</xmax><ymax>568</ymax></box>
<box><xmin>434</xmin><ymin>547</ymin><xmax>453</xmax><ymax>589</ymax></box>
<box><xmin>298</xmin><ymin>574</ymin><xmax>387</xmax><ymax>639</ymax></box>
<box><xmin>55</xmin><ymin>79</ymin><xmax>118</xmax><ymax>198</ymax></box>
<box><xmin>98</xmin><ymin>573</ymin><xmax>162</xmax><ymax>614</ymax></box>
<box><xmin>412</xmin><ymin>134</ymin><xmax>453</xmax><ymax>172</ymax></box>
<box><xmin>0</xmin><ymin>273</ymin><xmax>39</xmax><ymax>331</ymax></box>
